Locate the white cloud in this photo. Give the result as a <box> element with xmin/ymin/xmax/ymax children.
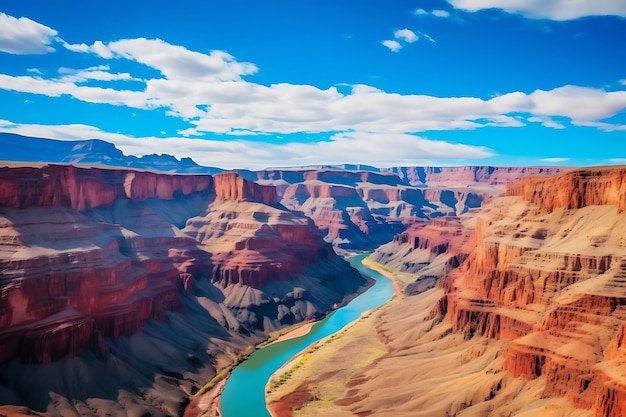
<box><xmin>0</xmin><ymin>13</ymin><xmax>58</xmax><ymax>54</ymax></box>
<box><xmin>57</xmin><ymin>66</ymin><xmax>141</xmax><ymax>82</ymax></box>
<box><xmin>394</xmin><ymin>29</ymin><xmax>418</xmax><ymax>43</ymax></box>
<box><xmin>447</xmin><ymin>0</ymin><xmax>626</xmax><ymax>20</ymax></box>
<box><xmin>0</xmin><ymin>120</ymin><xmax>494</xmax><ymax>169</ymax></box>
<box><xmin>528</xmin><ymin>116</ymin><xmax>566</xmax><ymax>129</ymax></box>
<box><xmin>414</xmin><ymin>8</ymin><xmax>451</xmax><ymax>18</ymax></box>
<box><xmin>382</xmin><ymin>39</ymin><xmax>402</xmax><ymax>52</ymax></box>
<box><xmin>79</xmin><ymin>38</ymin><xmax>258</xmax><ymax>81</ymax></box>
<box><xmin>63</xmin><ymin>40</ymin><xmax>114</xmax><ymax>58</ymax></box>
<box><xmin>571</xmin><ymin>120</ymin><xmax>626</xmax><ymax>132</ymax></box>
<box><xmin>540</xmin><ymin>157</ymin><xmax>570</xmax><ymax>163</ymax></box>
<box><xmin>420</xmin><ymin>32</ymin><xmax>436</xmax><ymax>43</ymax></box>
<box><xmin>433</xmin><ymin>10</ymin><xmax>451</xmax><ymax>18</ymax></box>
<box><xmin>1</xmin><ymin>35</ymin><xmax>626</xmax><ymax>136</ymax></box>
<box><xmin>529</xmin><ymin>85</ymin><xmax>626</xmax><ymax>121</ymax></box>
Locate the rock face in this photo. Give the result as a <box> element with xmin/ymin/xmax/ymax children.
<box><xmin>371</xmin><ymin>216</ymin><xmax>475</xmax><ymax>295</ymax></box>
<box><xmin>433</xmin><ymin>166</ymin><xmax>626</xmax><ymax>416</ymax></box>
<box><xmin>247</xmin><ymin>168</ymin><xmax>523</xmax><ymax>249</ymax></box>
<box><xmin>270</xmin><ymin>166</ymin><xmax>626</xmax><ymax>417</ymax></box>
<box><xmin>508</xmin><ymin>167</ymin><xmax>626</xmax><ymax>212</ymax></box>
<box><xmin>0</xmin><ymin>164</ymin><xmax>366</xmax><ymax>416</ymax></box>
<box><xmin>386</xmin><ymin>166</ymin><xmax>562</xmax><ymax>187</ymax></box>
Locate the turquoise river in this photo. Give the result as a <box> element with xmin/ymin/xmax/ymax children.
<box><xmin>220</xmin><ymin>254</ymin><xmax>394</xmax><ymax>417</ymax></box>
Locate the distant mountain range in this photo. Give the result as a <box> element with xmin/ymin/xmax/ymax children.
<box><xmin>0</xmin><ymin>133</ymin><xmax>224</xmax><ymax>174</ymax></box>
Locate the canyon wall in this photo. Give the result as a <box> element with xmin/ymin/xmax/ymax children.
<box><xmin>0</xmin><ymin>164</ymin><xmax>366</xmax><ymax>417</ymax></box>
<box><xmin>371</xmin><ymin>216</ymin><xmax>475</xmax><ymax>295</ymax></box>
<box><xmin>386</xmin><ymin>166</ymin><xmax>562</xmax><ymax>187</ymax></box>
<box><xmin>433</xmin><ymin>166</ymin><xmax>626</xmax><ymax>415</ymax></box>
<box><xmin>270</xmin><ymin>166</ymin><xmax>626</xmax><ymax>417</ymax></box>
<box><xmin>250</xmin><ymin>167</ymin><xmax>525</xmax><ymax>249</ymax></box>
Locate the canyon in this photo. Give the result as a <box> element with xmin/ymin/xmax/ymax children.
<box><xmin>3</xmin><ymin>136</ymin><xmax>616</xmax><ymax>417</ymax></box>
<box><xmin>241</xmin><ymin>166</ymin><xmax>560</xmax><ymax>250</ymax></box>
<box><xmin>267</xmin><ymin>166</ymin><xmax>626</xmax><ymax>417</ymax></box>
<box><xmin>0</xmin><ymin>163</ymin><xmax>366</xmax><ymax>417</ymax></box>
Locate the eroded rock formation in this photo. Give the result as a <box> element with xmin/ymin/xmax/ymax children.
<box><xmin>0</xmin><ymin>164</ymin><xmax>366</xmax><ymax>417</ymax></box>
<box><xmin>248</xmin><ymin>168</ymin><xmax>518</xmax><ymax>249</ymax></box>
<box><xmin>387</xmin><ymin>166</ymin><xmax>562</xmax><ymax>187</ymax></box>
<box><xmin>371</xmin><ymin>216</ymin><xmax>475</xmax><ymax>295</ymax></box>
<box><xmin>434</xmin><ymin>167</ymin><xmax>626</xmax><ymax>415</ymax></box>
<box><xmin>269</xmin><ymin>166</ymin><xmax>626</xmax><ymax>417</ymax></box>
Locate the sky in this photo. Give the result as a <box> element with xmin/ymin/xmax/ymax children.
<box><xmin>0</xmin><ymin>0</ymin><xmax>625</xmax><ymax>170</ymax></box>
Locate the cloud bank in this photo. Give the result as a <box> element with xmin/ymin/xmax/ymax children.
<box><xmin>447</xmin><ymin>0</ymin><xmax>626</xmax><ymax>20</ymax></box>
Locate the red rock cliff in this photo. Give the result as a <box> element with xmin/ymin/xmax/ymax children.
<box><xmin>0</xmin><ymin>165</ymin><xmax>325</xmax><ymax>364</ymax></box>
<box><xmin>0</xmin><ymin>164</ymin><xmax>213</xmax><ymax>210</ymax></box>
<box><xmin>213</xmin><ymin>172</ymin><xmax>277</xmax><ymax>205</ymax></box>
<box><xmin>435</xmin><ymin>166</ymin><xmax>626</xmax><ymax>416</ymax></box>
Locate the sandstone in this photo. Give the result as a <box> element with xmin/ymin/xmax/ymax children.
<box><xmin>0</xmin><ymin>165</ymin><xmax>365</xmax><ymax>371</ymax></box>
<box><xmin>434</xmin><ymin>167</ymin><xmax>626</xmax><ymax>416</ymax></box>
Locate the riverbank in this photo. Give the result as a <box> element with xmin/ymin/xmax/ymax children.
<box><xmin>186</xmin><ymin>256</ymin><xmax>377</xmax><ymax>417</ymax></box>
<box><xmin>265</xmin><ymin>256</ymin><xmax>405</xmax><ymax>417</ymax></box>
<box><xmin>218</xmin><ymin>255</ymin><xmax>394</xmax><ymax>417</ymax></box>
<box><xmin>265</xmin><ymin>296</ymin><xmax>399</xmax><ymax>417</ymax></box>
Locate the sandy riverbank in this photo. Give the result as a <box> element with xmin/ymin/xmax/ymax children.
<box><xmin>265</xmin><ymin>255</ymin><xmax>405</xmax><ymax>417</ymax></box>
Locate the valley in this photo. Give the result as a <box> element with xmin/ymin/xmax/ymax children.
<box><xmin>2</xmin><ymin>138</ymin><xmax>626</xmax><ymax>417</ymax></box>
<box><xmin>266</xmin><ymin>166</ymin><xmax>626</xmax><ymax>417</ymax></box>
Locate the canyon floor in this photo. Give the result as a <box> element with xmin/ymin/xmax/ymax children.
<box><xmin>266</xmin><ymin>269</ymin><xmax>584</xmax><ymax>417</ymax></box>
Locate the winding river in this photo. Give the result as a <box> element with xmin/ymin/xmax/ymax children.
<box><xmin>220</xmin><ymin>254</ymin><xmax>394</xmax><ymax>417</ymax></box>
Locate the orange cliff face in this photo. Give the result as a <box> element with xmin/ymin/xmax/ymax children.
<box><xmin>0</xmin><ymin>164</ymin><xmax>214</xmax><ymax>210</ymax></box>
<box><xmin>0</xmin><ymin>165</ymin><xmax>365</xmax><ymax>367</ymax></box>
<box><xmin>434</xmin><ymin>166</ymin><xmax>626</xmax><ymax>416</ymax></box>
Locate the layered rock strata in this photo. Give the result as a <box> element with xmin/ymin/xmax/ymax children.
<box><xmin>0</xmin><ymin>164</ymin><xmax>366</xmax><ymax>417</ymax></box>
<box><xmin>267</xmin><ymin>166</ymin><xmax>626</xmax><ymax>417</ymax></box>
<box><xmin>386</xmin><ymin>165</ymin><xmax>563</xmax><ymax>187</ymax></box>
<box><xmin>435</xmin><ymin>167</ymin><xmax>626</xmax><ymax>415</ymax></box>
<box><xmin>249</xmin><ymin>168</ymin><xmax>515</xmax><ymax>249</ymax></box>
<box><xmin>371</xmin><ymin>216</ymin><xmax>475</xmax><ymax>295</ymax></box>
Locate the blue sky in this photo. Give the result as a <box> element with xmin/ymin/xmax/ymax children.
<box><xmin>0</xmin><ymin>0</ymin><xmax>625</xmax><ymax>169</ymax></box>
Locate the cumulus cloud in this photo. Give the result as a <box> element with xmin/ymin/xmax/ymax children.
<box><xmin>383</xmin><ymin>29</ymin><xmax>424</xmax><ymax>52</ymax></box>
<box><xmin>72</xmin><ymin>38</ymin><xmax>258</xmax><ymax>81</ymax></box>
<box><xmin>1</xmin><ymin>36</ymin><xmax>626</xmax><ymax>139</ymax></box>
<box><xmin>0</xmin><ymin>120</ymin><xmax>494</xmax><ymax>169</ymax></box>
<box><xmin>0</xmin><ymin>13</ymin><xmax>58</xmax><ymax>54</ymax></box>
<box><xmin>447</xmin><ymin>0</ymin><xmax>626</xmax><ymax>20</ymax></box>
<box><xmin>382</xmin><ymin>39</ymin><xmax>402</xmax><ymax>52</ymax></box>
<box><xmin>394</xmin><ymin>29</ymin><xmax>418</xmax><ymax>43</ymax></box>
<box><xmin>63</xmin><ymin>40</ymin><xmax>114</xmax><ymax>58</ymax></box>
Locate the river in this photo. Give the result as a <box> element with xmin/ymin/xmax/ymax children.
<box><xmin>220</xmin><ymin>254</ymin><xmax>394</xmax><ymax>417</ymax></box>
